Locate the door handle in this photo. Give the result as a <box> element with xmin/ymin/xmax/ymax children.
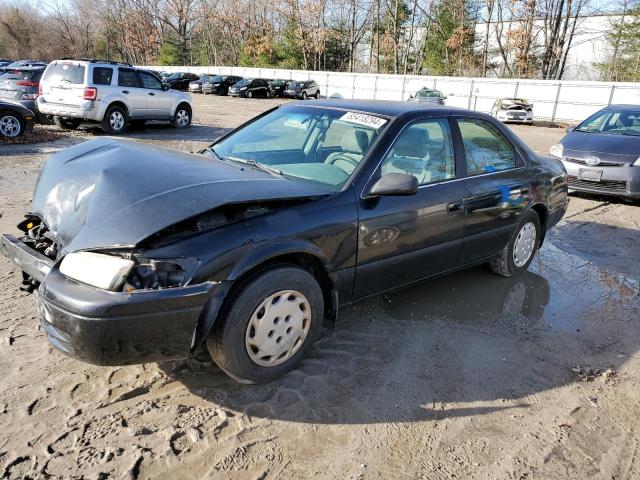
<box><xmin>447</xmin><ymin>201</ymin><xmax>463</xmax><ymax>213</ymax></box>
<box><xmin>122</xmin><ymin>90</ymin><xmax>130</xmax><ymax>94</ymax></box>
<box><xmin>148</xmin><ymin>92</ymin><xmax>155</xmax><ymax>96</ymax></box>
<box><xmin>509</xmin><ymin>187</ymin><xmax>529</xmax><ymax>196</ymax></box>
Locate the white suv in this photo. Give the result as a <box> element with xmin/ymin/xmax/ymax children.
<box><xmin>37</xmin><ymin>59</ymin><xmax>193</xmax><ymax>134</ymax></box>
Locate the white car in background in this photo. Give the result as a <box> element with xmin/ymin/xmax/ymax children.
<box><xmin>37</xmin><ymin>58</ymin><xmax>193</xmax><ymax>134</ymax></box>
<box><xmin>491</xmin><ymin>98</ymin><xmax>534</xmax><ymax>124</ymax></box>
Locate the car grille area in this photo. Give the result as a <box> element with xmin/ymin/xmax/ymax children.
<box><xmin>565</xmin><ymin>157</ymin><xmax>624</xmax><ymax>167</ymax></box>
<box><xmin>567</xmin><ymin>175</ymin><xmax>628</xmax><ymax>192</ymax></box>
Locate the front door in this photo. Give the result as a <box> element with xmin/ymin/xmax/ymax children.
<box><xmin>117</xmin><ymin>68</ymin><xmax>146</xmax><ymax>117</ymax></box>
<box><xmin>139</xmin><ymin>71</ymin><xmax>172</xmax><ymax>118</ymax></box>
<box><xmin>355</xmin><ymin>117</ymin><xmax>467</xmax><ymax>298</ymax></box>
<box><xmin>453</xmin><ymin>116</ymin><xmax>533</xmax><ymax>264</ymax></box>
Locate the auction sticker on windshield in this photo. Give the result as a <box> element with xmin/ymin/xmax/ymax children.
<box><xmin>340</xmin><ymin>112</ymin><xmax>387</xmax><ymax>129</ymax></box>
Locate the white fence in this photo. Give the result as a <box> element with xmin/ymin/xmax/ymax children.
<box><xmin>146</xmin><ymin>65</ymin><xmax>640</xmax><ymax>122</ymax></box>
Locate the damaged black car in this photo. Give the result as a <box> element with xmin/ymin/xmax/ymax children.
<box><xmin>0</xmin><ymin>99</ymin><xmax>568</xmax><ymax>383</ymax></box>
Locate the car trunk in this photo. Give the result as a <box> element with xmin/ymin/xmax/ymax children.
<box><xmin>41</xmin><ymin>62</ymin><xmax>87</xmax><ymax>106</ymax></box>
<box><xmin>0</xmin><ymin>69</ymin><xmax>40</xmax><ymax>101</ymax></box>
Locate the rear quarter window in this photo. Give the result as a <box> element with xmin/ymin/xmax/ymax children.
<box><xmin>92</xmin><ymin>67</ymin><xmax>113</xmax><ymax>85</ymax></box>
<box><xmin>42</xmin><ymin>63</ymin><xmax>86</xmax><ymax>84</ymax></box>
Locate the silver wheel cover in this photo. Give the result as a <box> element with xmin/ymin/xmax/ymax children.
<box><xmin>245</xmin><ymin>290</ymin><xmax>311</xmax><ymax>367</ymax></box>
<box><xmin>176</xmin><ymin>109</ymin><xmax>189</xmax><ymax>127</ymax></box>
<box><xmin>0</xmin><ymin>115</ymin><xmax>21</xmax><ymax>137</ymax></box>
<box><xmin>513</xmin><ymin>221</ymin><xmax>537</xmax><ymax>267</ymax></box>
<box><xmin>109</xmin><ymin>111</ymin><xmax>124</xmax><ymax>131</ymax></box>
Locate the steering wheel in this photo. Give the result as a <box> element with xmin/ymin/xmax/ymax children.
<box><xmin>325</xmin><ymin>154</ymin><xmax>360</xmax><ymax>172</ymax></box>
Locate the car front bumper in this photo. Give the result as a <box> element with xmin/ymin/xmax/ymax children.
<box><xmin>561</xmin><ymin>160</ymin><xmax>640</xmax><ymax>198</ymax></box>
<box><xmin>496</xmin><ymin>112</ymin><xmax>533</xmax><ymax>123</ymax></box>
<box><xmin>1</xmin><ymin>233</ymin><xmax>222</xmax><ymax>365</ymax></box>
<box><xmin>37</xmin><ymin>97</ymin><xmax>104</xmax><ymax>121</ymax></box>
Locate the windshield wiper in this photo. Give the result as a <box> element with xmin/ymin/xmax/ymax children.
<box><xmin>226</xmin><ymin>156</ymin><xmax>284</xmax><ymax>176</ymax></box>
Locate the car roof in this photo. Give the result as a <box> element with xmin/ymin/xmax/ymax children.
<box><xmin>603</xmin><ymin>104</ymin><xmax>640</xmax><ymax>112</ymax></box>
<box><xmin>1</xmin><ymin>66</ymin><xmax>45</xmax><ymax>71</ymax></box>
<box><xmin>293</xmin><ymin>98</ymin><xmax>464</xmax><ymax>118</ymax></box>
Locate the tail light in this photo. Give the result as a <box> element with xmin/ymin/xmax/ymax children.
<box><xmin>83</xmin><ymin>87</ymin><xmax>97</xmax><ymax>100</ymax></box>
<box><xmin>16</xmin><ymin>80</ymin><xmax>38</xmax><ymax>87</ymax></box>
<box><xmin>38</xmin><ymin>83</ymin><xmax>42</xmax><ymax>96</ymax></box>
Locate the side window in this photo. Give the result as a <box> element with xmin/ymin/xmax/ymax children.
<box><xmin>140</xmin><ymin>72</ymin><xmax>162</xmax><ymax>90</ymax></box>
<box><xmin>456</xmin><ymin>118</ymin><xmax>516</xmax><ymax>176</ymax></box>
<box><xmin>118</xmin><ymin>69</ymin><xmax>140</xmax><ymax>88</ymax></box>
<box><xmin>380</xmin><ymin>118</ymin><xmax>455</xmax><ymax>186</ymax></box>
<box><xmin>92</xmin><ymin>67</ymin><xmax>113</xmax><ymax>85</ymax></box>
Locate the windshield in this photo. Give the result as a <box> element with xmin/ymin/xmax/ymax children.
<box><xmin>209</xmin><ymin>106</ymin><xmax>388</xmax><ymax>191</ymax></box>
<box><xmin>288</xmin><ymin>82</ymin><xmax>303</xmax><ymax>89</ymax></box>
<box><xmin>575</xmin><ymin>110</ymin><xmax>640</xmax><ymax>136</ymax></box>
<box><xmin>166</xmin><ymin>73</ymin><xmax>183</xmax><ymax>80</ymax></box>
<box><xmin>235</xmin><ymin>79</ymin><xmax>251</xmax><ymax>86</ymax></box>
<box><xmin>416</xmin><ymin>89</ymin><xmax>441</xmax><ymax>98</ymax></box>
<box><xmin>211</xmin><ymin>76</ymin><xmax>224</xmax><ymax>82</ymax></box>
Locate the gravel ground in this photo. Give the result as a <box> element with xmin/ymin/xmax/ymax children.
<box><xmin>1</xmin><ymin>95</ymin><xmax>639</xmax><ymax>480</ymax></box>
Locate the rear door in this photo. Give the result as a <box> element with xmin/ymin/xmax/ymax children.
<box><xmin>139</xmin><ymin>71</ymin><xmax>171</xmax><ymax>118</ymax></box>
<box><xmin>117</xmin><ymin>68</ymin><xmax>146</xmax><ymax>117</ymax></box>
<box><xmin>355</xmin><ymin>116</ymin><xmax>467</xmax><ymax>298</ymax></box>
<box><xmin>453</xmin><ymin>116</ymin><xmax>532</xmax><ymax>264</ymax></box>
<box><xmin>41</xmin><ymin>62</ymin><xmax>86</xmax><ymax>106</ymax></box>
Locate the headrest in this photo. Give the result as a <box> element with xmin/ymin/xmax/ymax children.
<box><xmin>341</xmin><ymin>130</ymin><xmax>369</xmax><ymax>154</ymax></box>
<box><xmin>393</xmin><ymin>126</ymin><xmax>428</xmax><ymax>158</ymax></box>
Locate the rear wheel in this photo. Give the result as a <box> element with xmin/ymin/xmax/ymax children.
<box><xmin>247</xmin><ymin>90</ymin><xmax>253</xmax><ymax>98</ymax></box>
<box><xmin>489</xmin><ymin>210</ymin><xmax>541</xmax><ymax>277</ymax></box>
<box><xmin>207</xmin><ymin>266</ymin><xmax>324</xmax><ymax>383</ymax></box>
<box><xmin>101</xmin><ymin>106</ymin><xmax>127</xmax><ymax>135</ymax></box>
<box><xmin>0</xmin><ymin>111</ymin><xmax>24</xmax><ymax>137</ymax></box>
<box><xmin>53</xmin><ymin>116</ymin><xmax>81</xmax><ymax>131</ymax></box>
<box><xmin>314</xmin><ymin>91</ymin><xmax>320</xmax><ymax>99</ymax></box>
<box><xmin>302</xmin><ymin>91</ymin><xmax>307</xmax><ymax>100</ymax></box>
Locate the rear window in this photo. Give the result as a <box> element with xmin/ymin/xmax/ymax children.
<box><xmin>92</xmin><ymin>67</ymin><xmax>113</xmax><ymax>85</ymax></box>
<box><xmin>42</xmin><ymin>63</ymin><xmax>86</xmax><ymax>84</ymax></box>
<box><xmin>0</xmin><ymin>69</ymin><xmax>38</xmax><ymax>80</ymax></box>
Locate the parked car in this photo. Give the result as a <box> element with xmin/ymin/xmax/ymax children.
<box><xmin>202</xmin><ymin>75</ymin><xmax>243</xmax><ymax>96</ymax></box>
<box><xmin>188</xmin><ymin>74</ymin><xmax>214</xmax><ymax>93</ymax></box>
<box><xmin>0</xmin><ymin>99</ymin><xmax>568</xmax><ymax>382</ymax></box>
<box><xmin>0</xmin><ymin>59</ymin><xmax>11</xmax><ymax>72</ymax></box>
<box><xmin>550</xmin><ymin>104</ymin><xmax>640</xmax><ymax>199</ymax></box>
<box><xmin>269</xmin><ymin>79</ymin><xmax>293</xmax><ymax>98</ymax></box>
<box><xmin>37</xmin><ymin>59</ymin><xmax>193</xmax><ymax>134</ymax></box>
<box><xmin>0</xmin><ymin>66</ymin><xmax>48</xmax><ymax>122</ymax></box>
<box><xmin>283</xmin><ymin>80</ymin><xmax>320</xmax><ymax>99</ymax></box>
<box><xmin>165</xmin><ymin>72</ymin><xmax>199</xmax><ymax>91</ymax></box>
<box><xmin>229</xmin><ymin>78</ymin><xmax>271</xmax><ymax>98</ymax></box>
<box><xmin>492</xmin><ymin>98</ymin><xmax>533</xmax><ymax>124</ymax></box>
<box><xmin>408</xmin><ymin>88</ymin><xmax>446</xmax><ymax>104</ymax></box>
<box><xmin>0</xmin><ymin>99</ymin><xmax>35</xmax><ymax>137</ymax></box>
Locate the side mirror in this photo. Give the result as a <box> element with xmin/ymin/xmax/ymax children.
<box><xmin>162</xmin><ymin>83</ymin><xmax>170</xmax><ymax>91</ymax></box>
<box><xmin>566</xmin><ymin>126</ymin><xmax>575</xmax><ymax>133</ymax></box>
<box><xmin>368</xmin><ymin>173</ymin><xmax>419</xmax><ymax>197</ymax></box>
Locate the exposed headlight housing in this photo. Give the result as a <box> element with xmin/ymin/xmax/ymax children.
<box><xmin>123</xmin><ymin>257</ymin><xmax>200</xmax><ymax>291</ymax></box>
<box><xmin>550</xmin><ymin>143</ymin><xmax>564</xmax><ymax>158</ymax></box>
<box><xmin>633</xmin><ymin>156</ymin><xmax>640</xmax><ymax>166</ymax></box>
<box><xmin>59</xmin><ymin>252</ymin><xmax>134</xmax><ymax>290</ymax></box>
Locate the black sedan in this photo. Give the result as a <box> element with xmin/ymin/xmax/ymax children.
<box><xmin>164</xmin><ymin>72</ymin><xmax>200</xmax><ymax>91</ymax></box>
<box><xmin>229</xmin><ymin>78</ymin><xmax>271</xmax><ymax>98</ymax></box>
<box><xmin>269</xmin><ymin>79</ymin><xmax>293</xmax><ymax>97</ymax></box>
<box><xmin>0</xmin><ymin>100</ymin><xmax>568</xmax><ymax>383</ymax></box>
<box><xmin>550</xmin><ymin>105</ymin><xmax>640</xmax><ymax>198</ymax></box>
<box><xmin>202</xmin><ymin>75</ymin><xmax>243</xmax><ymax>95</ymax></box>
<box><xmin>0</xmin><ymin>99</ymin><xmax>35</xmax><ymax>137</ymax></box>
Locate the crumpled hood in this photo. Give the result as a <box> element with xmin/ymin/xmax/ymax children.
<box><xmin>561</xmin><ymin>131</ymin><xmax>640</xmax><ymax>162</ymax></box>
<box><xmin>30</xmin><ymin>138</ymin><xmax>328</xmax><ymax>253</ymax></box>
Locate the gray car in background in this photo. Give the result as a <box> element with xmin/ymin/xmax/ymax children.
<box><xmin>0</xmin><ymin>66</ymin><xmax>47</xmax><ymax>122</ymax></box>
<box><xmin>550</xmin><ymin>105</ymin><xmax>640</xmax><ymax>199</ymax></box>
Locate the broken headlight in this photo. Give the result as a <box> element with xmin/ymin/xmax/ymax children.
<box><xmin>123</xmin><ymin>257</ymin><xmax>200</xmax><ymax>291</ymax></box>
<box><xmin>59</xmin><ymin>252</ymin><xmax>134</xmax><ymax>291</ymax></box>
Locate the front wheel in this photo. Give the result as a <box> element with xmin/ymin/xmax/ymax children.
<box><xmin>301</xmin><ymin>91</ymin><xmax>307</xmax><ymax>100</ymax></box>
<box><xmin>489</xmin><ymin>210</ymin><xmax>541</xmax><ymax>277</ymax></box>
<box><xmin>207</xmin><ymin>266</ymin><xmax>324</xmax><ymax>383</ymax></box>
<box><xmin>247</xmin><ymin>91</ymin><xmax>253</xmax><ymax>98</ymax></box>
<box><xmin>0</xmin><ymin>111</ymin><xmax>25</xmax><ymax>137</ymax></box>
<box><xmin>171</xmin><ymin>105</ymin><xmax>192</xmax><ymax>129</ymax></box>
<box><xmin>101</xmin><ymin>106</ymin><xmax>127</xmax><ymax>135</ymax></box>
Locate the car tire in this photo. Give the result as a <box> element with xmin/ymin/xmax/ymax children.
<box><xmin>101</xmin><ymin>106</ymin><xmax>127</xmax><ymax>135</ymax></box>
<box><xmin>53</xmin><ymin>116</ymin><xmax>81</xmax><ymax>131</ymax></box>
<box><xmin>314</xmin><ymin>91</ymin><xmax>320</xmax><ymax>99</ymax></box>
<box><xmin>0</xmin><ymin>110</ymin><xmax>25</xmax><ymax>137</ymax></box>
<box><xmin>207</xmin><ymin>266</ymin><xmax>324</xmax><ymax>384</ymax></box>
<box><xmin>171</xmin><ymin>104</ymin><xmax>192</xmax><ymax>129</ymax></box>
<box><xmin>302</xmin><ymin>91</ymin><xmax>307</xmax><ymax>100</ymax></box>
<box><xmin>247</xmin><ymin>91</ymin><xmax>253</xmax><ymax>98</ymax></box>
<box><xmin>489</xmin><ymin>210</ymin><xmax>541</xmax><ymax>277</ymax></box>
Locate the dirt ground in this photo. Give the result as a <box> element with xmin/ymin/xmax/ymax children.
<box><xmin>1</xmin><ymin>95</ymin><xmax>639</xmax><ymax>480</ymax></box>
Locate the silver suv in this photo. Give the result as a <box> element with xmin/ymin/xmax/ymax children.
<box><xmin>37</xmin><ymin>59</ymin><xmax>193</xmax><ymax>134</ymax></box>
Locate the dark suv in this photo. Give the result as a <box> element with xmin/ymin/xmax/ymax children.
<box><xmin>269</xmin><ymin>79</ymin><xmax>293</xmax><ymax>97</ymax></box>
<box><xmin>165</xmin><ymin>72</ymin><xmax>200</xmax><ymax>91</ymax></box>
<box><xmin>283</xmin><ymin>80</ymin><xmax>320</xmax><ymax>99</ymax></box>
<box><xmin>202</xmin><ymin>75</ymin><xmax>243</xmax><ymax>96</ymax></box>
<box><xmin>0</xmin><ymin>66</ymin><xmax>47</xmax><ymax>122</ymax></box>
<box><xmin>229</xmin><ymin>78</ymin><xmax>271</xmax><ymax>98</ymax></box>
